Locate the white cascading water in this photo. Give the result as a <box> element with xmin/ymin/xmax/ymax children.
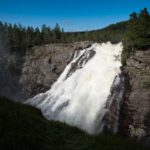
<box><xmin>26</xmin><ymin>42</ymin><xmax>123</xmax><ymax>134</ymax></box>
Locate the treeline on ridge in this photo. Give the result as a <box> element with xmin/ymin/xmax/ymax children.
<box><xmin>122</xmin><ymin>8</ymin><xmax>150</xmax><ymax>65</ymax></box>
<box><xmin>0</xmin><ymin>7</ymin><xmax>150</xmax><ymax>62</ymax></box>
<box><xmin>0</xmin><ymin>20</ymin><xmax>127</xmax><ymax>55</ymax></box>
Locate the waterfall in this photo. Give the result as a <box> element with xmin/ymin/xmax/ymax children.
<box><xmin>25</xmin><ymin>42</ymin><xmax>124</xmax><ymax>134</ymax></box>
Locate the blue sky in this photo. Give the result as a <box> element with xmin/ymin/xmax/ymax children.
<box><xmin>0</xmin><ymin>0</ymin><xmax>150</xmax><ymax>31</ymax></box>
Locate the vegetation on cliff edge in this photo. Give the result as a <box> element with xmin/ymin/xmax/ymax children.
<box><xmin>121</xmin><ymin>8</ymin><xmax>150</xmax><ymax>65</ymax></box>
<box><xmin>0</xmin><ymin>8</ymin><xmax>149</xmax><ymax>64</ymax></box>
<box><xmin>0</xmin><ymin>20</ymin><xmax>127</xmax><ymax>55</ymax></box>
<box><xmin>0</xmin><ymin>97</ymin><xmax>149</xmax><ymax>150</ymax></box>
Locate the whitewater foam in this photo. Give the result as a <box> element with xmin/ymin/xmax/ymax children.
<box><xmin>26</xmin><ymin>42</ymin><xmax>123</xmax><ymax>134</ymax></box>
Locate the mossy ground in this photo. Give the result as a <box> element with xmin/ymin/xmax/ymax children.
<box><xmin>0</xmin><ymin>97</ymin><xmax>149</xmax><ymax>150</ymax></box>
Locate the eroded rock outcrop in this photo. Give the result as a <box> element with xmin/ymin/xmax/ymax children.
<box><xmin>120</xmin><ymin>50</ymin><xmax>150</xmax><ymax>146</ymax></box>
<box><xmin>0</xmin><ymin>42</ymin><xmax>92</xmax><ymax>101</ymax></box>
<box><xmin>0</xmin><ymin>42</ymin><xmax>149</xmax><ymax>146</ymax></box>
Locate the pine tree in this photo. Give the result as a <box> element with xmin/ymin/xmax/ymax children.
<box><xmin>127</xmin><ymin>8</ymin><xmax>150</xmax><ymax>50</ymax></box>
<box><xmin>34</xmin><ymin>27</ymin><xmax>42</xmax><ymax>45</ymax></box>
<box><xmin>54</xmin><ymin>23</ymin><xmax>62</xmax><ymax>42</ymax></box>
<box><xmin>122</xmin><ymin>8</ymin><xmax>150</xmax><ymax>65</ymax></box>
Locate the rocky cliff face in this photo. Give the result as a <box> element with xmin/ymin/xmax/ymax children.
<box><xmin>0</xmin><ymin>42</ymin><xmax>92</xmax><ymax>101</ymax></box>
<box><xmin>120</xmin><ymin>50</ymin><xmax>150</xmax><ymax>146</ymax></box>
<box><xmin>0</xmin><ymin>42</ymin><xmax>149</xmax><ymax>145</ymax></box>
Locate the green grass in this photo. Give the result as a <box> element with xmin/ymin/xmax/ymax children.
<box><xmin>0</xmin><ymin>97</ymin><xmax>148</xmax><ymax>150</ymax></box>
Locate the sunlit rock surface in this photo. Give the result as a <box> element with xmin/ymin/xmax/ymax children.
<box><xmin>26</xmin><ymin>42</ymin><xmax>123</xmax><ymax>134</ymax></box>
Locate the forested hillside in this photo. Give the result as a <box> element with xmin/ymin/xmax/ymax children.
<box><xmin>0</xmin><ymin>8</ymin><xmax>149</xmax><ymax>61</ymax></box>
<box><xmin>122</xmin><ymin>8</ymin><xmax>150</xmax><ymax>64</ymax></box>
<box><xmin>0</xmin><ymin>20</ymin><xmax>128</xmax><ymax>55</ymax></box>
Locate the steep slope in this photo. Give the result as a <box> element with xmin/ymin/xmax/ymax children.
<box><xmin>120</xmin><ymin>50</ymin><xmax>150</xmax><ymax>146</ymax></box>
<box><xmin>0</xmin><ymin>97</ymin><xmax>149</xmax><ymax>150</ymax></box>
<box><xmin>26</xmin><ymin>42</ymin><xmax>124</xmax><ymax>134</ymax></box>
<box><xmin>21</xmin><ymin>42</ymin><xmax>92</xmax><ymax>97</ymax></box>
<box><xmin>0</xmin><ymin>42</ymin><xmax>92</xmax><ymax>101</ymax></box>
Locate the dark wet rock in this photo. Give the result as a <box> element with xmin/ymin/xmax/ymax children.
<box><xmin>66</xmin><ymin>48</ymin><xmax>95</xmax><ymax>78</ymax></box>
<box><xmin>101</xmin><ymin>74</ymin><xmax>124</xmax><ymax>133</ymax></box>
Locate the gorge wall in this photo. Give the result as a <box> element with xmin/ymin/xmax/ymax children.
<box><xmin>25</xmin><ymin>42</ymin><xmax>123</xmax><ymax>134</ymax></box>
<box><xmin>0</xmin><ymin>42</ymin><xmax>149</xmax><ymax>144</ymax></box>
<box><xmin>0</xmin><ymin>42</ymin><xmax>92</xmax><ymax>101</ymax></box>
<box><xmin>120</xmin><ymin>50</ymin><xmax>150</xmax><ymax>146</ymax></box>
